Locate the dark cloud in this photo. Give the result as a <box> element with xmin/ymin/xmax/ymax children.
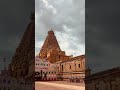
<box><xmin>0</xmin><ymin>0</ymin><xmax>34</xmax><ymax>70</ymax></box>
<box><xmin>86</xmin><ymin>0</ymin><xmax>120</xmax><ymax>73</ymax></box>
<box><xmin>35</xmin><ymin>0</ymin><xmax>85</xmax><ymax>56</ymax></box>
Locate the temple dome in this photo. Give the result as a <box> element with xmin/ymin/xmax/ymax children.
<box><xmin>48</xmin><ymin>30</ymin><xmax>54</xmax><ymax>35</ymax></box>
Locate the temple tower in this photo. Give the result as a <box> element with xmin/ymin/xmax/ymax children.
<box><xmin>9</xmin><ymin>13</ymin><xmax>35</xmax><ymax>79</ymax></box>
<box><xmin>39</xmin><ymin>30</ymin><xmax>70</xmax><ymax>63</ymax></box>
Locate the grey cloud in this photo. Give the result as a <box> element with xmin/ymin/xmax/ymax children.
<box><xmin>35</xmin><ymin>0</ymin><xmax>85</xmax><ymax>56</ymax></box>
<box><xmin>86</xmin><ymin>0</ymin><xmax>120</xmax><ymax>73</ymax></box>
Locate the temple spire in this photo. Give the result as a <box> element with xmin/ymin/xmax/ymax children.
<box><xmin>48</xmin><ymin>29</ymin><xmax>54</xmax><ymax>35</ymax></box>
<box><xmin>39</xmin><ymin>29</ymin><xmax>61</xmax><ymax>59</ymax></box>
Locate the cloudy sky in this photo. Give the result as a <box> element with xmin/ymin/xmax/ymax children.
<box><xmin>35</xmin><ymin>0</ymin><xmax>85</xmax><ymax>57</ymax></box>
<box><xmin>86</xmin><ymin>0</ymin><xmax>120</xmax><ymax>73</ymax></box>
<box><xmin>0</xmin><ymin>0</ymin><xmax>34</xmax><ymax>71</ymax></box>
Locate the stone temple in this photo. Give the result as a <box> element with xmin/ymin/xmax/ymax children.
<box><xmin>39</xmin><ymin>30</ymin><xmax>85</xmax><ymax>81</ymax></box>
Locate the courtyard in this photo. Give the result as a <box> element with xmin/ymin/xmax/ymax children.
<box><xmin>35</xmin><ymin>81</ymin><xmax>85</xmax><ymax>90</ymax></box>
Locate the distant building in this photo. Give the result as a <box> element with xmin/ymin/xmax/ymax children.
<box><xmin>85</xmin><ymin>67</ymin><xmax>120</xmax><ymax>90</ymax></box>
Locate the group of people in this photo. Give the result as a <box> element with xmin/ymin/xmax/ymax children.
<box><xmin>70</xmin><ymin>77</ymin><xmax>82</xmax><ymax>83</ymax></box>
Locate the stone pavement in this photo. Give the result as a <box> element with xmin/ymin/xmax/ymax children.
<box><xmin>35</xmin><ymin>81</ymin><xmax>85</xmax><ymax>90</ymax></box>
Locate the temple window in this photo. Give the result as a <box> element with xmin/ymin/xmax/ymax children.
<box><xmin>70</xmin><ymin>65</ymin><xmax>71</xmax><ymax>69</ymax></box>
<box><xmin>79</xmin><ymin>64</ymin><xmax>80</xmax><ymax>68</ymax></box>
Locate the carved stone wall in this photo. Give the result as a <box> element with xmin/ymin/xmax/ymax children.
<box><xmin>85</xmin><ymin>67</ymin><xmax>120</xmax><ymax>90</ymax></box>
<box><xmin>9</xmin><ymin>13</ymin><xmax>35</xmax><ymax>80</ymax></box>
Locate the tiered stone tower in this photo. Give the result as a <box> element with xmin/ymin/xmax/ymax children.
<box><xmin>9</xmin><ymin>13</ymin><xmax>35</xmax><ymax>80</ymax></box>
<box><xmin>39</xmin><ymin>30</ymin><xmax>86</xmax><ymax>81</ymax></box>
<box><xmin>39</xmin><ymin>30</ymin><xmax>70</xmax><ymax>63</ymax></box>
